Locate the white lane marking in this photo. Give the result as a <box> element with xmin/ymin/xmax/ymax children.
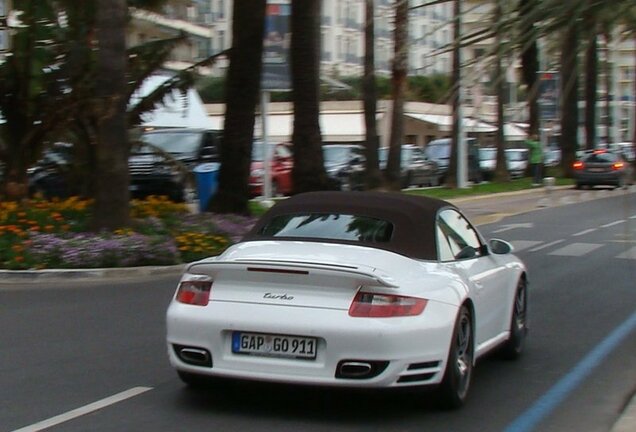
<box><xmin>528</xmin><ymin>239</ymin><xmax>565</xmax><ymax>252</ymax></box>
<box><xmin>572</xmin><ymin>228</ymin><xmax>597</xmax><ymax>237</ymax></box>
<box><xmin>510</xmin><ymin>240</ymin><xmax>542</xmax><ymax>252</ymax></box>
<box><xmin>630</xmin><ymin>215</ymin><xmax>636</xmax><ymax>220</ymax></box>
<box><xmin>616</xmin><ymin>247</ymin><xmax>636</xmax><ymax>260</ymax></box>
<box><xmin>492</xmin><ymin>223</ymin><xmax>534</xmax><ymax>234</ymax></box>
<box><xmin>548</xmin><ymin>243</ymin><xmax>603</xmax><ymax>257</ymax></box>
<box><xmin>11</xmin><ymin>387</ymin><xmax>152</xmax><ymax>432</ymax></box>
<box><xmin>600</xmin><ymin>220</ymin><xmax>625</xmax><ymax>228</ymax></box>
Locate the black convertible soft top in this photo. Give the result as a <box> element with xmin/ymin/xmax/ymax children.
<box><xmin>242</xmin><ymin>191</ymin><xmax>458</xmax><ymax>260</ymax></box>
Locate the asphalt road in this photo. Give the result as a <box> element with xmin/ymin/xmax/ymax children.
<box><xmin>1</xmin><ymin>191</ymin><xmax>635</xmax><ymax>432</ymax></box>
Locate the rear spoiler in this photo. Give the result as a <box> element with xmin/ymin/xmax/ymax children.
<box><xmin>187</xmin><ymin>259</ymin><xmax>399</xmax><ymax>288</ymax></box>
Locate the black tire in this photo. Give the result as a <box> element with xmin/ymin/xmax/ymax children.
<box><xmin>499</xmin><ymin>278</ymin><xmax>528</xmax><ymax>360</ymax></box>
<box><xmin>437</xmin><ymin>305</ymin><xmax>474</xmax><ymax>409</ymax></box>
<box><xmin>575</xmin><ymin>183</ymin><xmax>582</xmax><ymax>190</ymax></box>
<box><xmin>616</xmin><ymin>176</ymin><xmax>626</xmax><ymax>190</ymax></box>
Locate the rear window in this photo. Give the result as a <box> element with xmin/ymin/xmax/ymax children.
<box><xmin>584</xmin><ymin>152</ymin><xmax>618</xmax><ymax>163</ymax></box>
<box><xmin>259</xmin><ymin>213</ymin><xmax>394</xmax><ymax>243</ymax></box>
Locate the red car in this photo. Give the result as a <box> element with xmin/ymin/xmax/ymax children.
<box><xmin>249</xmin><ymin>142</ymin><xmax>293</xmax><ymax>197</ymax></box>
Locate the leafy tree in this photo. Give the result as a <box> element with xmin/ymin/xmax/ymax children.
<box><xmin>208</xmin><ymin>0</ymin><xmax>267</xmax><ymax>214</ymax></box>
<box><xmin>0</xmin><ymin>0</ymin><xmax>87</xmax><ymax>200</ymax></box>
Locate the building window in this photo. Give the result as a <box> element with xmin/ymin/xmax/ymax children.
<box><xmin>217</xmin><ymin>0</ymin><xmax>225</xmax><ymax>19</ymax></box>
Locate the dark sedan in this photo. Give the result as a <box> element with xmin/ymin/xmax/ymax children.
<box><xmin>573</xmin><ymin>149</ymin><xmax>634</xmax><ymax>189</ymax></box>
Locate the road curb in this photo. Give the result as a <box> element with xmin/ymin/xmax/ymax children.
<box><xmin>0</xmin><ymin>264</ymin><xmax>186</xmax><ymax>284</ymax></box>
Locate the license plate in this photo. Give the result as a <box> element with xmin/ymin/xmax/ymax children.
<box><xmin>588</xmin><ymin>168</ymin><xmax>605</xmax><ymax>172</ymax></box>
<box><xmin>232</xmin><ymin>332</ymin><xmax>317</xmax><ymax>360</ymax></box>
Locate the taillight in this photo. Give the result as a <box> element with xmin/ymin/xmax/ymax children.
<box><xmin>612</xmin><ymin>162</ymin><xmax>624</xmax><ymax>170</ymax></box>
<box><xmin>176</xmin><ymin>275</ymin><xmax>213</xmax><ymax>306</ymax></box>
<box><xmin>573</xmin><ymin>161</ymin><xmax>584</xmax><ymax>170</ymax></box>
<box><xmin>348</xmin><ymin>291</ymin><xmax>427</xmax><ymax>317</ymax></box>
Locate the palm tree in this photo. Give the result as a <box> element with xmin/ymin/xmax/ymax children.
<box><xmin>446</xmin><ymin>0</ymin><xmax>461</xmax><ymax>188</ymax></box>
<box><xmin>92</xmin><ymin>0</ymin><xmax>130</xmax><ymax>230</ymax></box>
<box><xmin>518</xmin><ymin>0</ymin><xmax>540</xmax><ymax>138</ymax></box>
<box><xmin>493</xmin><ymin>0</ymin><xmax>509</xmax><ymax>182</ymax></box>
<box><xmin>559</xmin><ymin>10</ymin><xmax>581</xmax><ymax>177</ymax></box>
<box><xmin>362</xmin><ymin>0</ymin><xmax>382</xmax><ymax>190</ymax></box>
<box><xmin>208</xmin><ymin>0</ymin><xmax>267</xmax><ymax>214</ymax></box>
<box><xmin>385</xmin><ymin>0</ymin><xmax>408</xmax><ymax>191</ymax></box>
<box><xmin>290</xmin><ymin>0</ymin><xmax>332</xmax><ymax>193</ymax></box>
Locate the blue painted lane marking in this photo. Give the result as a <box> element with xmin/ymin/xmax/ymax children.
<box><xmin>504</xmin><ymin>309</ymin><xmax>636</xmax><ymax>432</ymax></box>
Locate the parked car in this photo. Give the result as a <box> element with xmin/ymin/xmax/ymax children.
<box><xmin>322</xmin><ymin>144</ymin><xmax>366</xmax><ymax>191</ymax></box>
<box><xmin>378</xmin><ymin>145</ymin><xmax>441</xmax><ymax>188</ymax></box>
<box><xmin>28</xmin><ymin>142</ymin><xmax>82</xmax><ymax>199</ymax></box>
<box><xmin>478</xmin><ymin>147</ymin><xmax>497</xmax><ymax>181</ymax></box>
<box><xmin>167</xmin><ymin>191</ymin><xmax>528</xmax><ymax>409</ymax></box>
<box><xmin>249</xmin><ymin>141</ymin><xmax>293</xmax><ymax>197</ymax></box>
<box><xmin>424</xmin><ymin>138</ymin><xmax>482</xmax><ymax>184</ymax></box>
<box><xmin>573</xmin><ymin>149</ymin><xmax>634</xmax><ymax>189</ymax></box>
<box><xmin>505</xmin><ymin>148</ymin><xmax>529</xmax><ymax>179</ymax></box>
<box><xmin>129</xmin><ymin>128</ymin><xmax>221</xmax><ymax>202</ymax></box>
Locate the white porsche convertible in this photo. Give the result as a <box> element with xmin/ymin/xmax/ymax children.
<box><xmin>166</xmin><ymin>191</ymin><xmax>528</xmax><ymax>408</ymax></box>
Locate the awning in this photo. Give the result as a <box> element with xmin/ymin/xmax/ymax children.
<box><xmin>406</xmin><ymin>113</ymin><xmax>527</xmax><ymax>140</ymax></box>
<box><xmin>210</xmin><ymin>112</ymin><xmax>380</xmax><ymax>142</ymax></box>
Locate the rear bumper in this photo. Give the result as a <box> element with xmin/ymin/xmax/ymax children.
<box><xmin>573</xmin><ymin>172</ymin><xmax>623</xmax><ymax>185</ymax></box>
<box><xmin>166</xmin><ymin>299</ymin><xmax>457</xmax><ymax>388</ymax></box>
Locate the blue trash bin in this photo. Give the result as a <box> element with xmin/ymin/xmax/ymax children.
<box><xmin>193</xmin><ymin>162</ymin><xmax>220</xmax><ymax>212</ymax></box>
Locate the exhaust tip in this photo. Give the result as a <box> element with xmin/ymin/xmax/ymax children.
<box><xmin>336</xmin><ymin>360</ymin><xmax>389</xmax><ymax>379</ymax></box>
<box><xmin>173</xmin><ymin>345</ymin><xmax>212</xmax><ymax>367</ymax></box>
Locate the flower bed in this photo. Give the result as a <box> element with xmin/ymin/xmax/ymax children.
<box><xmin>0</xmin><ymin>196</ymin><xmax>257</xmax><ymax>270</ymax></box>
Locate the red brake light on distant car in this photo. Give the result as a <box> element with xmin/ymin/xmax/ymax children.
<box><xmin>348</xmin><ymin>291</ymin><xmax>427</xmax><ymax>317</ymax></box>
<box><xmin>176</xmin><ymin>277</ymin><xmax>213</xmax><ymax>306</ymax></box>
<box><xmin>612</xmin><ymin>162</ymin><xmax>624</xmax><ymax>170</ymax></box>
<box><xmin>593</xmin><ymin>149</ymin><xmax>606</xmax><ymax>154</ymax></box>
<box><xmin>573</xmin><ymin>161</ymin><xmax>584</xmax><ymax>170</ymax></box>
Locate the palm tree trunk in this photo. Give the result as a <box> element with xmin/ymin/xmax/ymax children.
<box><xmin>209</xmin><ymin>1</ymin><xmax>267</xmax><ymax>213</ymax></box>
<box><xmin>290</xmin><ymin>0</ymin><xmax>331</xmax><ymax>193</ymax></box>
<box><xmin>494</xmin><ymin>0</ymin><xmax>509</xmax><ymax>182</ymax></box>
<box><xmin>447</xmin><ymin>0</ymin><xmax>460</xmax><ymax>188</ymax></box>
<box><xmin>603</xmin><ymin>32</ymin><xmax>613</xmax><ymax>144</ymax></box>
<box><xmin>584</xmin><ymin>32</ymin><xmax>598</xmax><ymax>149</ymax></box>
<box><xmin>363</xmin><ymin>0</ymin><xmax>382</xmax><ymax>189</ymax></box>
<box><xmin>519</xmin><ymin>0</ymin><xmax>539</xmax><ymax>138</ymax></box>
<box><xmin>385</xmin><ymin>0</ymin><xmax>408</xmax><ymax>190</ymax></box>
<box><xmin>560</xmin><ymin>22</ymin><xmax>580</xmax><ymax>178</ymax></box>
<box><xmin>92</xmin><ymin>0</ymin><xmax>130</xmax><ymax>230</ymax></box>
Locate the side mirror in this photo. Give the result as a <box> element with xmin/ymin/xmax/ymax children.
<box><xmin>489</xmin><ymin>238</ymin><xmax>514</xmax><ymax>255</ymax></box>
